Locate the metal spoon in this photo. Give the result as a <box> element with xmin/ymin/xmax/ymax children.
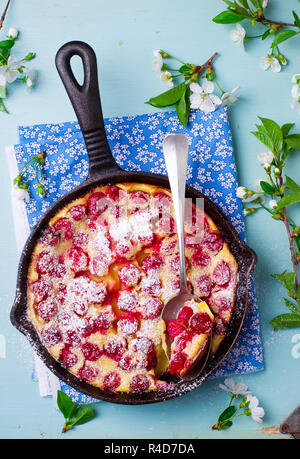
<box><xmin>161</xmin><ymin>133</ymin><xmax>212</xmax><ymax>382</ymax></box>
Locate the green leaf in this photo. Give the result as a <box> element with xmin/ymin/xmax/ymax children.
<box><xmin>218</xmin><ymin>405</ymin><xmax>236</xmax><ymax>423</ymax></box>
<box><xmin>285</xmin><ymin>134</ymin><xmax>300</xmax><ymax>150</ymax></box>
<box><xmin>212</xmin><ymin>11</ymin><xmax>245</xmax><ymax>24</ymax></box>
<box><xmin>276</xmin><ymin>192</ymin><xmax>300</xmax><ymax>210</ymax></box>
<box><xmin>285</xmin><ymin>176</ymin><xmax>300</xmax><ymax>192</ymax></box>
<box><xmin>251</xmin><ymin>130</ymin><xmax>274</xmax><ymax>151</ymax></box>
<box><xmin>146</xmin><ymin>82</ymin><xmax>186</xmax><ymax>108</ymax></box>
<box><xmin>176</xmin><ymin>87</ymin><xmax>190</xmax><ymax>128</ymax></box>
<box><xmin>271</xmin><ymin>30</ymin><xmax>298</xmax><ymax>47</ymax></box>
<box><xmin>0</xmin><ymin>39</ymin><xmax>14</xmax><ymax>50</ymax></box>
<box><xmin>260</xmin><ymin>181</ymin><xmax>275</xmax><ymax>194</ymax></box>
<box><xmin>258</xmin><ymin>117</ymin><xmax>283</xmax><ymax>153</ymax></box>
<box><xmin>281</xmin><ymin>123</ymin><xmax>295</xmax><ymax>137</ymax></box>
<box><xmin>23</xmin><ymin>52</ymin><xmax>36</xmax><ymax>61</ymax></box>
<box><xmin>272</xmin><ymin>271</ymin><xmax>295</xmax><ymax>295</ymax></box>
<box><xmin>284</xmin><ymin>298</ymin><xmax>300</xmax><ymax>315</ymax></box>
<box><xmin>57</xmin><ymin>390</ymin><xmax>74</xmax><ymax>419</ymax></box>
<box><xmin>217</xmin><ymin>420</ymin><xmax>233</xmax><ymax>430</ymax></box>
<box><xmin>0</xmin><ymin>85</ymin><xmax>6</xmax><ymax>98</ymax></box>
<box><xmin>261</xmin><ymin>29</ymin><xmax>271</xmax><ymax>40</ymax></box>
<box><xmin>69</xmin><ymin>405</ymin><xmax>95</xmax><ymax>427</ymax></box>
<box><xmin>293</xmin><ymin>10</ymin><xmax>300</xmax><ymax>28</ymax></box>
<box><xmin>270</xmin><ymin>313</ymin><xmax>300</xmax><ymax>331</ymax></box>
<box><xmin>0</xmin><ymin>98</ymin><xmax>8</xmax><ymax>114</ymax></box>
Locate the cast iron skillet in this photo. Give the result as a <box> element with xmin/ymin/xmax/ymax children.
<box><xmin>10</xmin><ymin>41</ymin><xmax>257</xmax><ymax>405</ymax></box>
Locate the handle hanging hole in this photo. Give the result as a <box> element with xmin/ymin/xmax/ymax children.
<box><xmin>70</xmin><ymin>54</ymin><xmax>84</xmax><ymax>87</ymax></box>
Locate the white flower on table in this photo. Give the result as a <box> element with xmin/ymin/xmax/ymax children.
<box><xmin>292</xmin><ymin>74</ymin><xmax>300</xmax><ymax>86</ymax></box>
<box><xmin>219</xmin><ymin>378</ymin><xmax>250</xmax><ymax>396</ymax></box>
<box><xmin>257</xmin><ymin>151</ymin><xmax>274</xmax><ymax>166</ymax></box>
<box><xmin>12</xmin><ymin>184</ymin><xmax>30</xmax><ymax>202</ymax></box>
<box><xmin>25</xmin><ymin>69</ymin><xmax>37</xmax><ymax>88</ymax></box>
<box><xmin>221</xmin><ymin>87</ymin><xmax>240</xmax><ymax>107</ymax></box>
<box><xmin>260</xmin><ymin>55</ymin><xmax>281</xmax><ymax>73</ymax></box>
<box><xmin>230</xmin><ymin>23</ymin><xmax>246</xmax><ymax>50</ymax></box>
<box><xmin>269</xmin><ymin>199</ymin><xmax>277</xmax><ymax>210</ymax></box>
<box><xmin>0</xmin><ymin>55</ymin><xmax>22</xmax><ymax>84</ymax></box>
<box><xmin>262</xmin><ymin>0</ymin><xmax>268</xmax><ymax>8</ymax></box>
<box><xmin>246</xmin><ymin>395</ymin><xmax>265</xmax><ymax>423</ymax></box>
<box><xmin>160</xmin><ymin>70</ymin><xmax>173</xmax><ymax>88</ymax></box>
<box><xmin>291</xmin><ymin>83</ymin><xmax>300</xmax><ymax>114</ymax></box>
<box><xmin>8</xmin><ymin>27</ymin><xmax>18</xmax><ymax>39</ymax></box>
<box><xmin>190</xmin><ymin>80</ymin><xmax>221</xmax><ymax>113</ymax></box>
<box><xmin>236</xmin><ymin>186</ymin><xmax>247</xmax><ymax>199</ymax></box>
<box><xmin>152</xmin><ymin>50</ymin><xmax>163</xmax><ymax>74</ymax></box>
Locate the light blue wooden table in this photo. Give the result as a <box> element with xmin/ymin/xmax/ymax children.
<box><xmin>0</xmin><ymin>0</ymin><xmax>299</xmax><ymax>439</ymax></box>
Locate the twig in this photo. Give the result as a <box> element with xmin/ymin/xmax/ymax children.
<box><xmin>279</xmin><ymin>174</ymin><xmax>299</xmax><ymax>290</ymax></box>
<box><xmin>195</xmin><ymin>52</ymin><xmax>218</xmax><ymax>77</ymax></box>
<box><xmin>0</xmin><ymin>0</ymin><xmax>11</xmax><ymax>31</ymax></box>
<box><xmin>256</xmin><ymin>16</ymin><xmax>297</xmax><ymax>28</ymax></box>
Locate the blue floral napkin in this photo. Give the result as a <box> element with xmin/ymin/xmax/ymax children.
<box><xmin>15</xmin><ymin>106</ymin><xmax>263</xmax><ymax>403</ymax></box>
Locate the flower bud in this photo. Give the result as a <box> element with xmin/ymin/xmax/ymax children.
<box><xmin>278</xmin><ymin>53</ymin><xmax>287</xmax><ymax>66</ymax></box>
<box><xmin>273</xmin><ymin>167</ymin><xmax>280</xmax><ymax>177</ymax></box>
<box><xmin>269</xmin><ymin>199</ymin><xmax>277</xmax><ymax>210</ymax></box>
<box><xmin>13</xmin><ymin>174</ymin><xmax>22</xmax><ymax>186</ymax></box>
<box><xmin>8</xmin><ymin>27</ymin><xmax>18</xmax><ymax>39</ymax></box>
<box><xmin>244</xmin><ymin>408</ymin><xmax>252</xmax><ymax>417</ymax></box>
<box><xmin>37</xmin><ymin>183</ymin><xmax>45</xmax><ymax>197</ymax></box>
<box><xmin>205</xmin><ymin>65</ymin><xmax>215</xmax><ymax>82</ymax></box>
<box><xmin>236</xmin><ymin>186</ymin><xmax>248</xmax><ymax>199</ymax></box>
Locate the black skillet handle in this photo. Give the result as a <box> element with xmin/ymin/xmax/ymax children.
<box><xmin>55</xmin><ymin>41</ymin><xmax>121</xmax><ymax>178</ymax></box>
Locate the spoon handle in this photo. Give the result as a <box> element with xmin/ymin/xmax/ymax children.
<box><xmin>162</xmin><ymin>133</ymin><xmax>189</xmax><ymax>292</ymax></box>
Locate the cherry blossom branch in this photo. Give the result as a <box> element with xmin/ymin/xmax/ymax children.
<box><xmin>0</xmin><ymin>0</ymin><xmax>11</xmax><ymax>31</ymax></box>
<box><xmin>256</xmin><ymin>16</ymin><xmax>297</xmax><ymax>29</ymax></box>
<box><xmin>194</xmin><ymin>52</ymin><xmax>218</xmax><ymax>77</ymax></box>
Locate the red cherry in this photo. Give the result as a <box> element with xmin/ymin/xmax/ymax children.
<box><xmin>141</xmin><ymin>254</ymin><xmax>163</xmax><ymax>273</ymax></box>
<box><xmin>117</xmin><ymin>290</ymin><xmax>138</xmax><ymax>312</ymax></box>
<box><xmin>209</xmin><ymin>296</ymin><xmax>231</xmax><ymax>314</ymax></box>
<box><xmin>140</xmin><ymin>296</ymin><xmax>162</xmax><ymax>319</ymax></box>
<box><xmin>131</xmin><ymin>337</ymin><xmax>154</xmax><ymax>354</ymax></box>
<box><xmin>53</xmin><ymin>218</ymin><xmax>74</xmax><ymax>241</ymax></box>
<box><xmin>43</xmin><ymin>327</ymin><xmax>62</xmax><ymax>346</ymax></box>
<box><xmin>35</xmin><ymin>298</ymin><xmax>57</xmax><ymax>322</ymax></box>
<box><xmin>177</xmin><ymin>306</ymin><xmax>193</xmax><ymax>326</ymax></box>
<box><xmin>73</xmin><ymin>231</ymin><xmax>88</xmax><ymax>247</ymax></box>
<box><xmin>60</xmin><ymin>347</ymin><xmax>78</xmax><ymax>368</ymax></box>
<box><xmin>158</xmin><ymin>215</ymin><xmax>175</xmax><ymax>234</ymax></box>
<box><xmin>117</xmin><ymin>316</ymin><xmax>139</xmax><ymax>336</ymax></box>
<box><xmin>213</xmin><ymin>317</ymin><xmax>227</xmax><ymax>335</ymax></box>
<box><xmin>196</xmin><ymin>275</ymin><xmax>212</xmax><ymax>297</ymax></box>
<box><xmin>69</xmin><ymin>246</ymin><xmax>89</xmax><ymax>272</ymax></box>
<box><xmin>69</xmin><ymin>205</ymin><xmax>87</xmax><ymax>221</ymax></box>
<box><xmin>118</xmin><ymin>355</ymin><xmax>136</xmax><ymax>371</ymax></box>
<box><xmin>80</xmin><ymin>317</ymin><xmax>96</xmax><ymax>337</ymax></box>
<box><xmin>104</xmin><ymin>337</ymin><xmax>127</xmax><ymax>360</ymax></box>
<box><xmin>81</xmin><ymin>342</ymin><xmax>103</xmax><ymax>361</ymax></box>
<box><xmin>191</xmin><ymin>247</ymin><xmax>211</xmax><ymax>267</ymax></box>
<box><xmin>140</xmin><ymin>275</ymin><xmax>161</xmax><ymax>296</ymax></box>
<box><xmin>107</xmin><ymin>185</ymin><xmax>121</xmax><ymax>202</ymax></box>
<box><xmin>190</xmin><ymin>312</ymin><xmax>212</xmax><ymax>334</ymax></box>
<box><xmin>146</xmin><ymin>350</ymin><xmax>157</xmax><ymax>370</ymax></box>
<box><xmin>55</xmin><ymin>283</ymin><xmax>67</xmax><ymax>304</ymax></box>
<box><xmin>95</xmin><ymin>312</ymin><xmax>114</xmax><ymax>332</ymax></box>
<box><xmin>203</xmin><ymin>232</ymin><xmax>223</xmax><ymax>253</ymax></box>
<box><xmin>152</xmin><ymin>192</ymin><xmax>172</xmax><ymax>212</ymax></box>
<box><xmin>88</xmin><ymin>280</ymin><xmax>107</xmax><ymax>304</ymax></box>
<box><xmin>103</xmin><ymin>372</ymin><xmax>121</xmax><ymax>391</ymax></box>
<box><xmin>87</xmin><ymin>192</ymin><xmax>109</xmax><ymax>216</ymax></box>
<box><xmin>40</xmin><ymin>226</ymin><xmax>59</xmax><ymax>247</ymax></box>
<box><xmin>72</xmin><ymin>299</ymin><xmax>88</xmax><ymax>317</ymax></box>
<box><xmin>129</xmin><ymin>190</ymin><xmax>149</xmax><ymax>205</ymax></box>
<box><xmin>213</xmin><ymin>261</ymin><xmax>231</xmax><ymax>286</ymax></box>
<box><xmin>130</xmin><ymin>374</ymin><xmax>151</xmax><ymax>391</ymax></box>
<box><xmin>79</xmin><ymin>364</ymin><xmax>99</xmax><ymax>381</ymax></box>
<box><xmin>63</xmin><ymin>330</ymin><xmax>81</xmax><ymax>347</ymax></box>
<box><xmin>89</xmin><ymin>255</ymin><xmax>109</xmax><ymax>277</ymax></box>
<box><xmin>118</xmin><ymin>264</ymin><xmax>141</xmax><ymax>287</ymax></box>
<box><xmin>36</xmin><ymin>251</ymin><xmax>56</xmax><ymax>275</ymax></box>
<box><xmin>166</xmin><ymin>320</ymin><xmax>185</xmax><ymax>341</ymax></box>
<box><xmin>169</xmin><ymin>352</ymin><xmax>186</xmax><ymax>375</ymax></box>
<box><xmin>31</xmin><ymin>279</ymin><xmax>52</xmax><ymax>302</ymax></box>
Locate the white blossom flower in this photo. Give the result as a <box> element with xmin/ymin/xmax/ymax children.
<box><xmin>260</xmin><ymin>55</ymin><xmax>281</xmax><ymax>73</ymax></box>
<box><xmin>257</xmin><ymin>151</ymin><xmax>274</xmax><ymax>165</ymax></box>
<box><xmin>262</xmin><ymin>0</ymin><xmax>268</xmax><ymax>8</ymax></box>
<box><xmin>269</xmin><ymin>199</ymin><xmax>277</xmax><ymax>210</ymax></box>
<box><xmin>291</xmin><ymin>98</ymin><xmax>300</xmax><ymax>115</ymax></box>
<box><xmin>160</xmin><ymin>70</ymin><xmax>173</xmax><ymax>88</ymax></box>
<box><xmin>230</xmin><ymin>23</ymin><xmax>246</xmax><ymax>50</ymax></box>
<box><xmin>236</xmin><ymin>186</ymin><xmax>247</xmax><ymax>199</ymax></box>
<box><xmin>247</xmin><ymin>395</ymin><xmax>265</xmax><ymax>423</ymax></box>
<box><xmin>25</xmin><ymin>69</ymin><xmax>37</xmax><ymax>88</ymax></box>
<box><xmin>291</xmin><ymin>74</ymin><xmax>300</xmax><ymax>86</ymax></box>
<box><xmin>8</xmin><ymin>27</ymin><xmax>18</xmax><ymax>39</ymax></box>
<box><xmin>219</xmin><ymin>378</ymin><xmax>250</xmax><ymax>396</ymax></box>
<box><xmin>221</xmin><ymin>86</ymin><xmax>240</xmax><ymax>107</ymax></box>
<box><xmin>190</xmin><ymin>80</ymin><xmax>221</xmax><ymax>113</ymax></box>
<box><xmin>12</xmin><ymin>185</ymin><xmax>30</xmax><ymax>202</ymax></box>
<box><xmin>0</xmin><ymin>55</ymin><xmax>22</xmax><ymax>84</ymax></box>
<box><xmin>292</xmin><ymin>84</ymin><xmax>300</xmax><ymax>100</ymax></box>
<box><xmin>153</xmin><ymin>50</ymin><xmax>163</xmax><ymax>73</ymax></box>
<box><xmin>242</xmin><ymin>193</ymin><xmax>261</xmax><ymax>203</ymax></box>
